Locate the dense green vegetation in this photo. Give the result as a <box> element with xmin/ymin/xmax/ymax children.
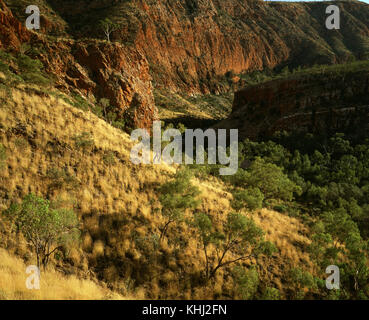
<box><xmin>231</xmin><ymin>131</ymin><xmax>369</xmax><ymax>299</ymax></box>
<box><xmin>182</xmin><ymin>127</ymin><xmax>369</xmax><ymax>299</ymax></box>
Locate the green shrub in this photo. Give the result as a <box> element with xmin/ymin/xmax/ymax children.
<box><xmin>46</xmin><ymin>167</ymin><xmax>80</xmax><ymax>190</ymax></box>
<box><xmin>0</xmin><ymin>61</ymin><xmax>10</xmax><ymax>74</ymax></box>
<box><xmin>92</xmin><ymin>105</ymin><xmax>103</xmax><ymax>118</ymax></box>
<box><xmin>233</xmin><ymin>266</ymin><xmax>259</xmax><ymax>300</ymax></box>
<box><xmin>72</xmin><ymin>132</ymin><xmax>94</xmax><ymax>151</ymax></box>
<box><xmin>102</xmin><ymin>151</ymin><xmax>116</xmax><ymax>166</ymax></box>
<box><xmin>260</xmin><ymin>287</ymin><xmax>280</xmax><ymax>300</ymax></box>
<box><xmin>244</xmin><ymin>157</ymin><xmax>302</xmax><ymax>202</ymax></box>
<box><xmin>21</xmin><ymin>72</ymin><xmax>51</xmax><ymax>86</ymax></box>
<box><xmin>0</xmin><ymin>143</ymin><xmax>6</xmax><ymax>169</ymax></box>
<box><xmin>14</xmin><ymin>137</ymin><xmax>28</xmax><ymax>150</ymax></box>
<box><xmin>3</xmin><ymin>194</ymin><xmax>80</xmax><ymax>270</ymax></box>
<box><xmin>273</xmin><ymin>204</ymin><xmax>288</xmax><ymax>213</ymax></box>
<box><xmin>231</xmin><ymin>188</ymin><xmax>264</xmax><ymax>211</ymax></box>
<box><xmin>17</xmin><ymin>54</ymin><xmax>43</xmax><ymax>73</ymax></box>
<box><xmin>288</xmin><ymin>268</ymin><xmax>317</xmax><ymax>299</ymax></box>
<box><xmin>112</xmin><ymin>119</ymin><xmax>125</xmax><ymax>131</ymax></box>
<box><xmin>16</xmin><ymin>54</ymin><xmax>51</xmax><ymax>86</ymax></box>
<box><xmin>159</xmin><ymin>168</ymin><xmax>201</xmax><ymax>241</ymax></box>
<box><xmin>72</xmin><ymin>94</ymin><xmax>91</xmax><ymax>111</ymax></box>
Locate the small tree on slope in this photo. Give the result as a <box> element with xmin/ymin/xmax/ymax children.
<box><xmin>3</xmin><ymin>194</ymin><xmax>80</xmax><ymax>271</ymax></box>
<box><xmin>99</xmin><ymin>18</ymin><xmax>120</xmax><ymax>42</ymax></box>
<box><xmin>158</xmin><ymin>169</ymin><xmax>201</xmax><ymax>242</ymax></box>
<box><xmin>193</xmin><ymin>212</ymin><xmax>276</xmax><ymax>280</ymax></box>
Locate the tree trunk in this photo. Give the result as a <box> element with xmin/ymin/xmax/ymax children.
<box><xmin>36</xmin><ymin>252</ymin><xmax>40</xmax><ymax>271</ymax></box>
<box><xmin>204</xmin><ymin>244</ymin><xmax>209</xmax><ymax>279</ymax></box>
<box><xmin>160</xmin><ymin>220</ymin><xmax>173</xmax><ymax>242</ymax></box>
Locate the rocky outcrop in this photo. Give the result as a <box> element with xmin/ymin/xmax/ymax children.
<box><xmin>221</xmin><ymin>65</ymin><xmax>369</xmax><ymax>139</ymax></box>
<box><xmin>0</xmin><ymin>0</ymin><xmax>30</xmax><ymax>50</ymax></box>
<box><xmin>37</xmin><ymin>39</ymin><xmax>157</xmax><ymax>130</ymax></box>
<box><xmin>27</xmin><ymin>0</ymin><xmax>369</xmax><ymax>94</ymax></box>
<box><xmin>1</xmin><ymin>0</ymin><xmax>157</xmax><ymax>130</ymax></box>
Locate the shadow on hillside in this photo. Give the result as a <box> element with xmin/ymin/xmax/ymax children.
<box><xmin>163</xmin><ymin>116</ymin><xmax>221</xmax><ymax>130</ymax></box>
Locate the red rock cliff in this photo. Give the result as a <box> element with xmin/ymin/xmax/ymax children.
<box><xmin>36</xmin><ymin>0</ymin><xmax>369</xmax><ymax>94</ymax></box>
<box><xmin>0</xmin><ymin>0</ymin><xmax>30</xmax><ymax>50</ymax></box>
<box><xmin>221</xmin><ymin>65</ymin><xmax>369</xmax><ymax>138</ymax></box>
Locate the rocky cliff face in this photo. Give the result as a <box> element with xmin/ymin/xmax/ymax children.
<box><xmin>1</xmin><ymin>0</ymin><xmax>157</xmax><ymax>130</ymax></box>
<box><xmin>38</xmin><ymin>40</ymin><xmax>157</xmax><ymax>130</ymax></box>
<box><xmin>0</xmin><ymin>0</ymin><xmax>30</xmax><ymax>50</ymax></box>
<box><xmin>16</xmin><ymin>0</ymin><xmax>369</xmax><ymax>94</ymax></box>
<box><xmin>3</xmin><ymin>0</ymin><xmax>369</xmax><ymax>130</ymax></box>
<box><xmin>220</xmin><ymin>64</ymin><xmax>369</xmax><ymax>139</ymax></box>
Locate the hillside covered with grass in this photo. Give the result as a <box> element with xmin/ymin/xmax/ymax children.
<box><xmin>0</xmin><ymin>60</ymin><xmax>325</xmax><ymax>299</ymax></box>
<box><xmin>0</xmin><ymin>0</ymin><xmax>369</xmax><ymax>301</ymax></box>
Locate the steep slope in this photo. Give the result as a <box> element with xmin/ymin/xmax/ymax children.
<box><xmin>0</xmin><ymin>248</ymin><xmax>127</xmax><ymax>300</ymax></box>
<box><xmin>1</xmin><ymin>0</ymin><xmax>157</xmax><ymax>130</ymax></box>
<box><xmin>0</xmin><ymin>78</ymin><xmax>314</xmax><ymax>299</ymax></box>
<box><xmin>37</xmin><ymin>39</ymin><xmax>158</xmax><ymax>130</ymax></box>
<box><xmin>3</xmin><ymin>0</ymin><xmax>68</xmax><ymax>36</ymax></box>
<box><xmin>6</xmin><ymin>0</ymin><xmax>369</xmax><ymax>94</ymax></box>
<box><xmin>0</xmin><ymin>0</ymin><xmax>30</xmax><ymax>49</ymax></box>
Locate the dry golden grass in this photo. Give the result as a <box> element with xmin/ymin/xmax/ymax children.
<box><xmin>0</xmin><ymin>83</ymin><xmax>315</xmax><ymax>299</ymax></box>
<box><xmin>0</xmin><ymin>248</ymin><xmax>125</xmax><ymax>300</ymax></box>
<box><xmin>155</xmin><ymin>89</ymin><xmax>233</xmax><ymax>121</ymax></box>
<box><xmin>155</xmin><ymin>90</ymin><xmax>214</xmax><ymax>120</ymax></box>
<box><xmin>253</xmin><ymin>209</ymin><xmax>314</xmax><ymax>291</ymax></box>
<box><xmin>254</xmin><ymin>209</ymin><xmax>312</xmax><ymax>269</ymax></box>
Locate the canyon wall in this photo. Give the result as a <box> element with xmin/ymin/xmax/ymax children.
<box><xmin>21</xmin><ymin>0</ymin><xmax>369</xmax><ymax>94</ymax></box>
<box><xmin>3</xmin><ymin>0</ymin><xmax>369</xmax><ymax>131</ymax></box>
<box><xmin>38</xmin><ymin>40</ymin><xmax>158</xmax><ymax>130</ymax></box>
<box><xmin>220</xmin><ymin>65</ymin><xmax>369</xmax><ymax>139</ymax></box>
